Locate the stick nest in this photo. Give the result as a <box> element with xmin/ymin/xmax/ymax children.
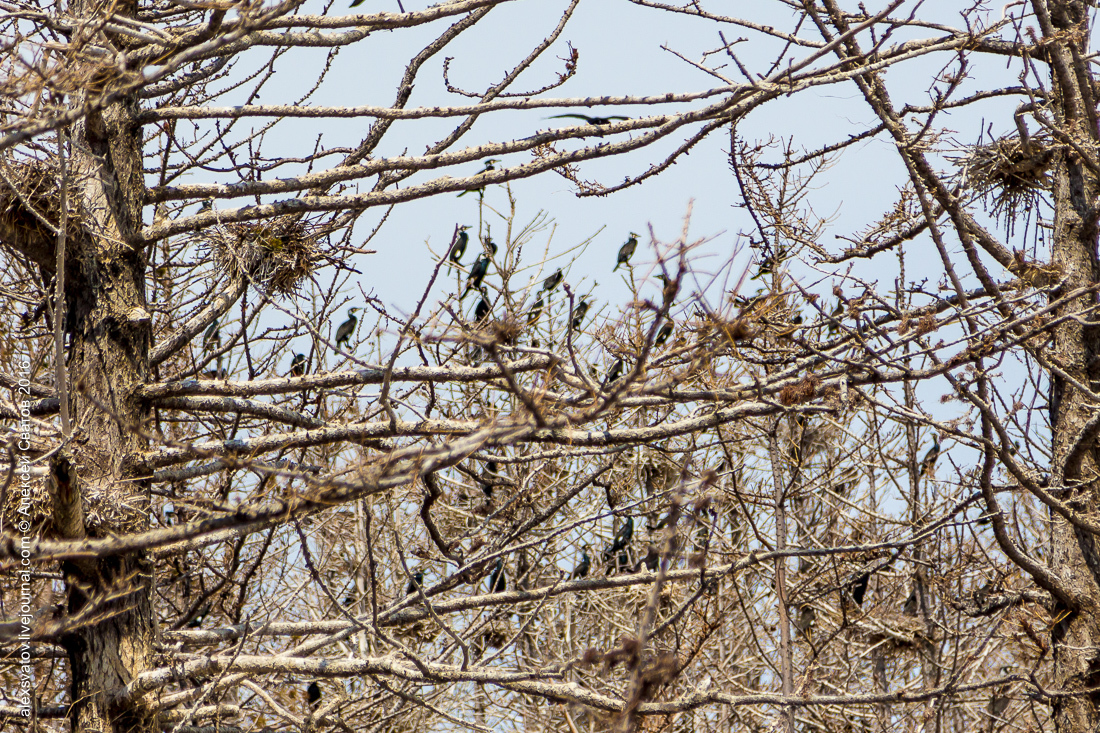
<box><xmin>0</xmin><ymin>159</ymin><xmax>85</xmax><ymax>246</ymax></box>
<box><xmin>204</xmin><ymin>215</ymin><xmax>321</xmax><ymax>296</ymax></box>
<box><xmin>958</xmin><ymin>134</ymin><xmax>1054</xmax><ymax>223</ymax></box>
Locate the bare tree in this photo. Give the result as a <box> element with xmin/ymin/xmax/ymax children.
<box><xmin>1</xmin><ymin>1</ymin><xmax>1099</xmax><ymax>732</ymax></box>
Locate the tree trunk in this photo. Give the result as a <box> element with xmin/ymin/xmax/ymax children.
<box><xmin>1045</xmin><ymin>2</ymin><xmax>1100</xmax><ymax>730</ymax></box>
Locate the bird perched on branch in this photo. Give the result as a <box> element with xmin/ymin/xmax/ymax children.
<box><xmin>474</xmin><ymin>293</ymin><xmax>491</xmax><ymax>324</ymax></box>
<box><xmin>849</xmin><ymin>571</ymin><xmax>871</xmax><ymax>605</ymax></box>
<box><xmin>602</xmin><ymin>516</ymin><xmax>634</xmax><ymax>563</ymax></box>
<box><xmin>919</xmin><ymin>435</ymin><xmax>941</xmax><ymax>477</ymax></box>
<box><xmin>603</xmin><ymin>358</ymin><xmax>624</xmax><ymax>388</ymax></box>
<box><xmin>654</xmin><ymin>321</ymin><xmax>673</xmax><ymax>346</ymax></box>
<box><xmin>636</xmin><ymin>544</ymin><xmax>660</xmax><ymax>573</ymax></box>
<box><xmin>570</xmin><ymin>298</ymin><xmax>590</xmax><ymax>332</ymax></box>
<box><xmin>793</xmin><ymin>604</ymin><xmax>815</xmax><ymax>633</ymax></box>
<box><xmin>457</xmin><ymin>159</ymin><xmax>500</xmax><ymax>197</ymax></box>
<box><xmin>335</xmin><ymin>308</ymin><xmax>359</xmax><ymax>348</ymax></box>
<box><xmin>462</xmin><ymin>254</ymin><xmax>490</xmax><ymax>300</ymax></box>
<box><xmin>571</xmin><ymin>548</ymin><xmax>591</xmax><ymax>579</ymax></box>
<box><xmin>614</xmin><ymin>232</ymin><xmax>639</xmax><ymax>271</ymax></box>
<box><xmin>548</xmin><ymin>113</ymin><xmax>630</xmax><ymax>126</ymax></box>
<box><xmin>450</xmin><ymin>225</ymin><xmax>469</xmax><ymax>265</ymax></box>
<box><xmin>289</xmin><ymin>352</ymin><xmax>306</xmax><ymax>377</ymax></box>
<box><xmin>488</xmin><ymin>557</ymin><xmax>506</xmax><ymax>593</ymax></box>
<box><xmin>483</xmin><ymin>234</ymin><xmax>498</xmax><ymax>256</ymax></box>
<box><xmin>405</xmin><ymin>570</ymin><xmax>424</xmax><ymax>596</ymax></box>
<box><xmin>527</xmin><ymin>294</ymin><xmax>544</xmax><ymax>327</ymax></box>
<box><xmin>203</xmin><ymin>319</ymin><xmax>220</xmax><ymax>352</ymax></box>
<box><xmin>306</xmin><ymin>681</ymin><xmax>321</xmax><ymax>708</ymax></box>
<box><xmin>541</xmin><ymin>268</ymin><xmax>563</xmax><ymax>293</ymax></box>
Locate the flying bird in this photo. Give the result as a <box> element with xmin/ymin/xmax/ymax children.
<box><xmin>614</xmin><ymin>232</ymin><xmax>639</xmax><ymax>271</ymax></box>
<box><xmin>334</xmin><ymin>308</ymin><xmax>360</xmax><ymax>348</ymax></box>
<box><xmin>462</xmin><ymin>254</ymin><xmax>490</xmax><ymax>300</ymax></box>
<box><xmin>541</xmin><ymin>268</ymin><xmax>563</xmax><ymax>293</ymax></box>
<box><xmin>548</xmin><ymin>113</ymin><xmax>630</xmax><ymax>126</ymax></box>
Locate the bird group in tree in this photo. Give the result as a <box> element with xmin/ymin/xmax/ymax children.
<box><xmin>335</xmin><ymin>308</ymin><xmax>359</xmax><ymax>348</ymax></box>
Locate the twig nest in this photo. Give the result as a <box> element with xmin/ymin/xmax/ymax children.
<box><xmin>205</xmin><ymin>215</ymin><xmax>320</xmax><ymax>295</ymax></box>
<box><xmin>958</xmin><ymin>133</ymin><xmax>1054</xmax><ymax>224</ymax></box>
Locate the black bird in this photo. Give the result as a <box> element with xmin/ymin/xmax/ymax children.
<box><xmin>570</xmin><ymin>298</ymin><xmax>590</xmax><ymax>332</ymax></box>
<box><xmin>548</xmin><ymin>113</ymin><xmax>630</xmax><ymax>126</ymax></box>
<box><xmin>542</xmin><ymin>268</ymin><xmax>563</xmax><ymax>293</ymax></box>
<box><xmin>636</xmin><ymin>544</ymin><xmax>660</xmax><ymax>572</ymax></box>
<box><xmin>450</xmin><ymin>226</ymin><xmax>469</xmax><ymax>264</ymax></box>
<box><xmin>603</xmin><ymin>357</ymin><xmax>624</xmax><ymax>387</ymax></box>
<box><xmin>793</xmin><ymin>604</ymin><xmax>815</xmax><ymax>633</ymax></box>
<box><xmin>405</xmin><ymin>570</ymin><xmax>424</xmax><ymax>596</ymax></box>
<box><xmin>289</xmin><ymin>352</ymin><xmax>306</xmax><ymax>377</ymax></box>
<box><xmin>654</xmin><ymin>321</ymin><xmax>673</xmax><ymax>346</ymax></box>
<box><xmin>488</xmin><ymin>557</ymin><xmax>506</xmax><ymax>593</ymax></box>
<box><xmin>474</xmin><ymin>293</ymin><xmax>491</xmax><ymax>324</ymax></box>
<box><xmin>462</xmin><ymin>254</ymin><xmax>490</xmax><ymax>300</ymax></box>
<box><xmin>602</xmin><ymin>516</ymin><xmax>634</xmax><ymax>561</ymax></box>
<box><xmin>903</xmin><ymin>587</ymin><xmax>919</xmax><ymax>616</ymax></box>
<box><xmin>198</xmin><ymin>199</ymin><xmax>214</xmax><ymax>212</ymax></box>
<box><xmin>203</xmin><ymin>319</ymin><xmax>220</xmax><ymax>352</ymax></box>
<box><xmin>334</xmin><ymin>308</ymin><xmax>360</xmax><ymax>348</ymax></box>
<box><xmin>483</xmin><ymin>235</ymin><xmax>498</xmax><ymax>256</ymax></box>
<box><xmin>307</xmin><ymin>681</ymin><xmax>321</xmax><ymax>707</ymax></box>
<box><xmin>457</xmin><ymin>159</ymin><xmax>500</xmax><ymax>197</ymax></box>
<box><xmin>614</xmin><ymin>232</ymin><xmax>639</xmax><ymax>271</ymax></box>
<box><xmin>849</xmin><ymin>571</ymin><xmax>871</xmax><ymax>605</ymax></box>
<box><xmin>614</xmin><ymin>550</ymin><xmax>632</xmax><ymax>574</ymax></box>
<box><xmin>572</xmin><ymin>549</ymin><xmax>591</xmax><ymax>579</ymax></box>
<box><xmin>186</xmin><ymin>603</ymin><xmax>210</xmax><ymax>629</ymax></box>
<box><xmin>527</xmin><ymin>294</ymin><xmax>544</xmax><ymax>327</ymax></box>
<box><xmin>919</xmin><ymin>435</ymin><xmax>941</xmax><ymax>476</ymax></box>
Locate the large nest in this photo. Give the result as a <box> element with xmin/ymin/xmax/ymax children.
<box><xmin>0</xmin><ymin>158</ymin><xmax>85</xmax><ymax>248</ymax></box>
<box><xmin>958</xmin><ymin>133</ymin><xmax>1054</xmax><ymax>225</ymax></box>
<box><xmin>204</xmin><ymin>215</ymin><xmax>321</xmax><ymax>295</ymax></box>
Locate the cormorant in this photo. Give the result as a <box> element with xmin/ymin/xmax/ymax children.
<box><xmin>450</xmin><ymin>226</ymin><xmax>469</xmax><ymax>264</ymax></box>
<box><xmin>457</xmin><ymin>159</ymin><xmax>500</xmax><ymax>197</ymax></box>
<box><xmin>548</xmin><ymin>113</ymin><xmax>630</xmax><ymax>126</ymax></box>
<box><xmin>203</xmin><ymin>319</ymin><xmax>220</xmax><ymax>352</ymax></box>
<box><xmin>614</xmin><ymin>233</ymin><xmax>639</xmax><ymax>271</ymax></box>
<box><xmin>541</xmin><ymin>268</ymin><xmax>563</xmax><ymax>293</ymax></box>
<box><xmin>614</xmin><ymin>550</ymin><xmax>632</xmax><ymax>574</ymax></box>
<box><xmin>307</xmin><ymin>681</ymin><xmax>321</xmax><ymax>707</ymax></box>
<box><xmin>604</xmin><ymin>357</ymin><xmax>624</xmax><ymax>387</ymax></box>
<box><xmin>289</xmin><ymin>352</ymin><xmax>306</xmax><ymax>377</ymax></box>
<box><xmin>602</xmin><ymin>516</ymin><xmax>634</xmax><ymax>562</ymax></box>
<box><xmin>334</xmin><ymin>308</ymin><xmax>360</xmax><ymax>348</ymax></box>
<box><xmin>483</xmin><ymin>235</ymin><xmax>498</xmax><ymax>256</ymax></box>
<box><xmin>654</xmin><ymin>321</ymin><xmax>673</xmax><ymax>346</ymax></box>
<box><xmin>488</xmin><ymin>557</ymin><xmax>506</xmax><ymax>593</ymax></box>
<box><xmin>474</xmin><ymin>293</ymin><xmax>491</xmax><ymax>324</ymax></box>
<box><xmin>462</xmin><ymin>254</ymin><xmax>490</xmax><ymax>300</ymax></box>
<box><xmin>571</xmin><ymin>549</ymin><xmax>590</xmax><ymax>579</ymax></box>
<box><xmin>903</xmin><ymin>587</ymin><xmax>919</xmax><ymax>616</ymax></box>
<box><xmin>405</xmin><ymin>570</ymin><xmax>424</xmax><ymax>596</ymax></box>
<box><xmin>849</xmin><ymin>571</ymin><xmax>871</xmax><ymax>605</ymax></box>
<box><xmin>636</xmin><ymin>544</ymin><xmax>660</xmax><ymax>572</ymax></box>
<box><xmin>198</xmin><ymin>199</ymin><xmax>213</xmax><ymax>212</ymax></box>
<box><xmin>186</xmin><ymin>604</ymin><xmax>210</xmax><ymax>628</ymax></box>
<box><xmin>527</xmin><ymin>294</ymin><xmax>544</xmax><ymax>326</ymax></box>
<box><xmin>570</xmin><ymin>298</ymin><xmax>590</xmax><ymax>332</ymax></box>
<box><xmin>919</xmin><ymin>435</ymin><xmax>941</xmax><ymax>476</ymax></box>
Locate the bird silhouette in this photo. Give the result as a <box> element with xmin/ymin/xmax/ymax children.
<box><xmin>488</xmin><ymin>557</ymin><xmax>506</xmax><ymax>593</ymax></box>
<box><xmin>602</xmin><ymin>516</ymin><xmax>634</xmax><ymax>562</ymax></box>
<box><xmin>919</xmin><ymin>435</ymin><xmax>941</xmax><ymax>476</ymax></box>
<box><xmin>527</xmin><ymin>294</ymin><xmax>544</xmax><ymax>327</ymax></box>
<box><xmin>570</xmin><ymin>298</ymin><xmax>590</xmax><ymax>332</ymax></box>
<box><xmin>793</xmin><ymin>604</ymin><xmax>815</xmax><ymax>633</ymax></box>
<box><xmin>457</xmin><ymin>159</ymin><xmax>500</xmax><ymax>197</ymax></box>
<box><xmin>548</xmin><ymin>113</ymin><xmax>630</xmax><ymax>126</ymax></box>
<box><xmin>462</xmin><ymin>255</ymin><xmax>490</xmax><ymax>300</ymax></box>
<box><xmin>572</xmin><ymin>549</ymin><xmax>591</xmax><ymax>579</ymax></box>
<box><xmin>541</xmin><ymin>268</ymin><xmax>563</xmax><ymax>293</ymax></box>
<box><xmin>903</xmin><ymin>587</ymin><xmax>919</xmax><ymax>615</ymax></box>
<box><xmin>203</xmin><ymin>319</ymin><xmax>220</xmax><ymax>352</ymax></box>
<box><xmin>334</xmin><ymin>308</ymin><xmax>360</xmax><ymax>348</ymax></box>
<box><xmin>483</xmin><ymin>235</ymin><xmax>498</xmax><ymax>256</ymax></box>
<box><xmin>614</xmin><ymin>233</ymin><xmax>639</xmax><ymax>271</ymax></box>
<box><xmin>289</xmin><ymin>352</ymin><xmax>306</xmax><ymax>377</ymax></box>
<box><xmin>654</xmin><ymin>321</ymin><xmax>673</xmax><ymax>346</ymax></box>
<box><xmin>603</xmin><ymin>358</ymin><xmax>624</xmax><ymax>388</ymax></box>
<box><xmin>474</xmin><ymin>293</ymin><xmax>491</xmax><ymax>324</ymax></box>
<box><xmin>306</xmin><ymin>681</ymin><xmax>321</xmax><ymax>707</ymax></box>
<box><xmin>405</xmin><ymin>570</ymin><xmax>424</xmax><ymax>596</ymax></box>
<box><xmin>450</xmin><ymin>226</ymin><xmax>469</xmax><ymax>264</ymax></box>
<box><xmin>635</xmin><ymin>544</ymin><xmax>660</xmax><ymax>572</ymax></box>
<box><xmin>849</xmin><ymin>571</ymin><xmax>871</xmax><ymax>605</ymax></box>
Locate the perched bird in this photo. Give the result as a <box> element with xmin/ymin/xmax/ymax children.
<box><xmin>793</xmin><ymin>604</ymin><xmax>815</xmax><ymax>633</ymax></box>
<box><xmin>186</xmin><ymin>604</ymin><xmax>210</xmax><ymax>629</ymax></box>
<box><xmin>614</xmin><ymin>232</ymin><xmax>639</xmax><ymax>271</ymax></box>
<box><xmin>636</xmin><ymin>544</ymin><xmax>660</xmax><ymax>572</ymax></box>
<box><xmin>603</xmin><ymin>358</ymin><xmax>624</xmax><ymax>387</ymax></box>
<box><xmin>198</xmin><ymin>199</ymin><xmax>213</xmax><ymax>212</ymax></box>
<box><xmin>919</xmin><ymin>435</ymin><xmax>941</xmax><ymax>476</ymax></box>
<box><xmin>902</xmin><ymin>587</ymin><xmax>919</xmax><ymax>616</ymax></box>
<box><xmin>654</xmin><ymin>321</ymin><xmax>673</xmax><ymax>346</ymax></box>
<box><xmin>457</xmin><ymin>159</ymin><xmax>500</xmax><ymax>197</ymax></box>
<box><xmin>474</xmin><ymin>293</ymin><xmax>491</xmax><ymax>324</ymax></box>
<box><xmin>542</xmin><ymin>268</ymin><xmax>563</xmax><ymax>293</ymax></box>
<box><xmin>483</xmin><ymin>235</ymin><xmax>498</xmax><ymax>256</ymax></box>
<box><xmin>462</xmin><ymin>254</ymin><xmax>490</xmax><ymax>300</ymax></box>
<box><xmin>405</xmin><ymin>570</ymin><xmax>424</xmax><ymax>596</ymax></box>
<box><xmin>849</xmin><ymin>571</ymin><xmax>871</xmax><ymax>605</ymax></box>
<box><xmin>571</xmin><ymin>549</ymin><xmax>591</xmax><ymax>579</ymax></box>
<box><xmin>307</xmin><ymin>681</ymin><xmax>321</xmax><ymax>707</ymax></box>
<box><xmin>450</xmin><ymin>226</ymin><xmax>469</xmax><ymax>265</ymax></box>
<box><xmin>548</xmin><ymin>113</ymin><xmax>630</xmax><ymax>126</ymax></box>
<box><xmin>334</xmin><ymin>308</ymin><xmax>360</xmax><ymax>348</ymax></box>
<box><xmin>602</xmin><ymin>516</ymin><xmax>634</xmax><ymax>562</ymax></box>
<box><xmin>614</xmin><ymin>550</ymin><xmax>632</xmax><ymax>574</ymax></box>
<box><xmin>527</xmin><ymin>294</ymin><xmax>544</xmax><ymax>326</ymax></box>
<box><xmin>202</xmin><ymin>319</ymin><xmax>220</xmax><ymax>352</ymax></box>
<box><xmin>289</xmin><ymin>352</ymin><xmax>306</xmax><ymax>377</ymax></box>
<box><xmin>488</xmin><ymin>557</ymin><xmax>506</xmax><ymax>593</ymax></box>
<box><xmin>570</xmin><ymin>298</ymin><xmax>590</xmax><ymax>332</ymax></box>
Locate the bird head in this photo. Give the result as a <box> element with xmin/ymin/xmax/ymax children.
<box><xmin>348</xmin><ymin>307</ymin><xmax>360</xmax><ymax>315</ymax></box>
